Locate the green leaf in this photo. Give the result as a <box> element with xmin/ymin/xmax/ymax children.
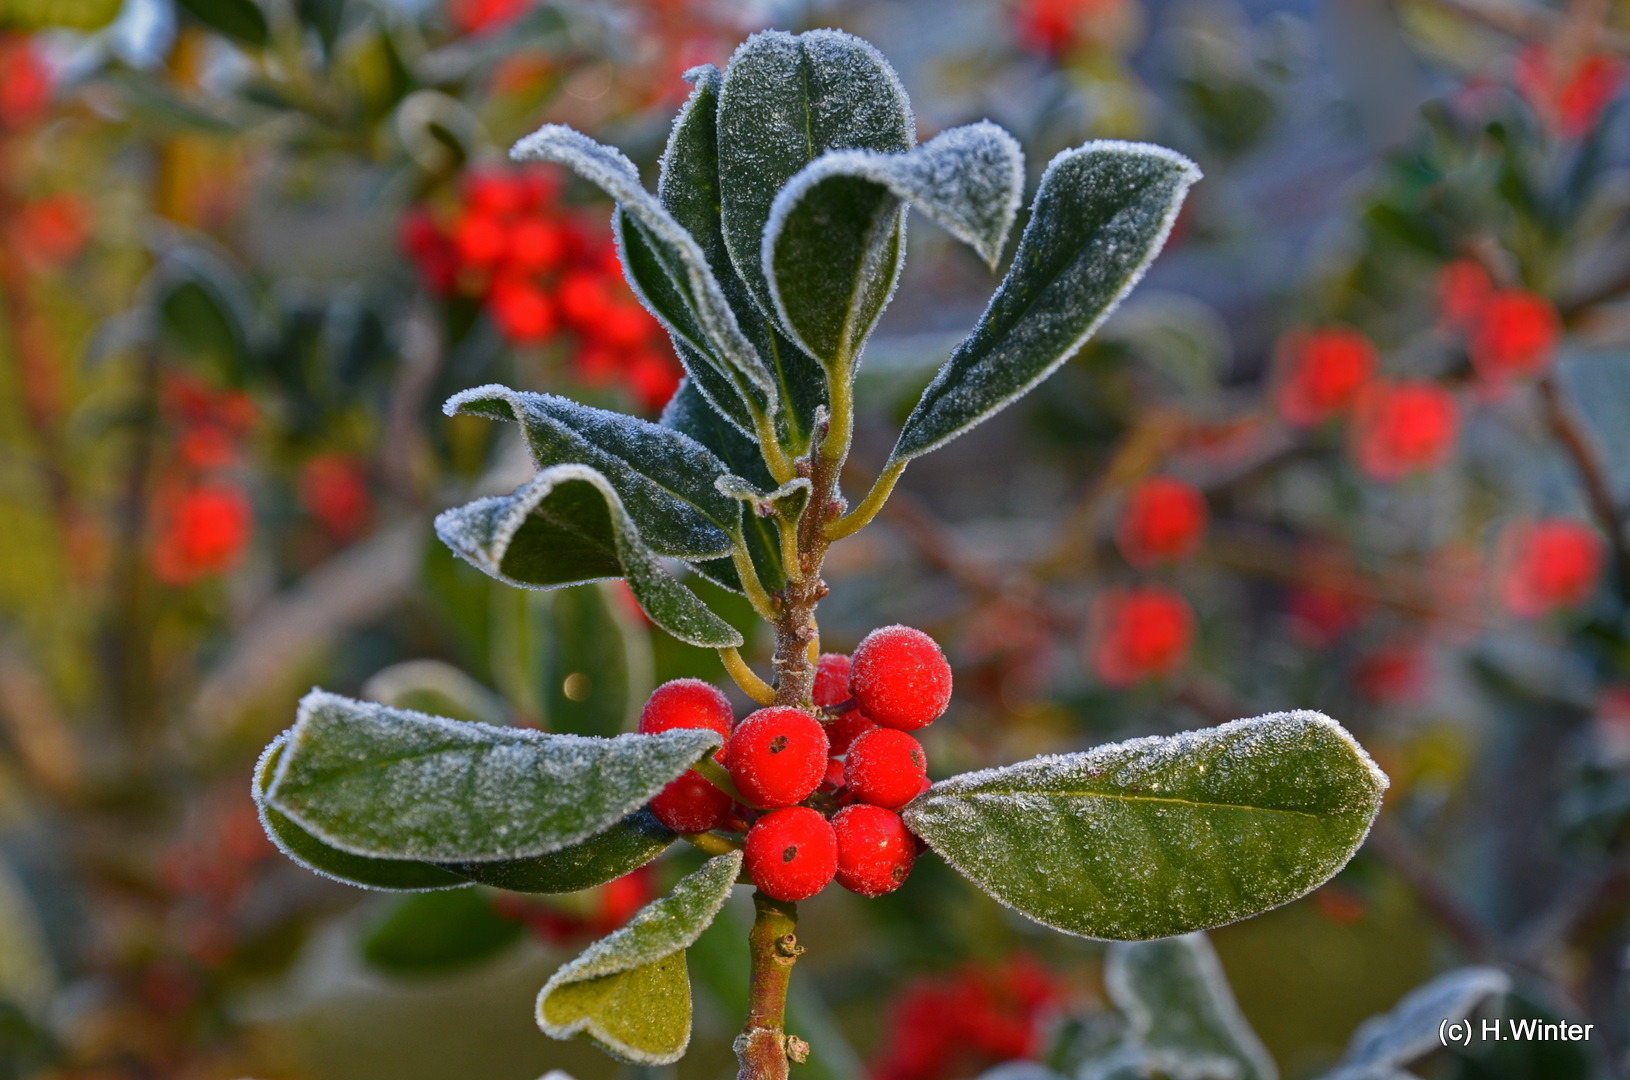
<box><xmin>258</xmin><ymin>736</ymin><xmax>674</xmax><ymax>893</ymax></box>
<box><xmin>362</xmin><ymin>889</ymin><xmax>525</xmax><ymax>976</ymax></box>
<box><xmin>174</xmin><ymin>0</ymin><xmax>269</xmax><ymax>46</ymax></box>
<box><xmin>1318</xmin><ymin>967</ymin><xmax>1510</xmax><ymax>1080</ymax></box>
<box><xmin>1104</xmin><ymin>934</ymin><xmax>1277</xmax><ymax>1080</ymax></box>
<box><xmin>716</xmin><ymin>30</ymin><xmax>915</xmax><ymax>323</ymax></box>
<box><xmin>716</xmin><ymin>475</ymin><xmax>811</xmax><ymax>529</ymax></box>
<box><xmin>538</xmin><ymin>584</ymin><xmax>642</xmax><ymax>738</ymax></box>
<box><xmin>362</xmin><ymin>659</ymin><xmax>513</xmax><ymax>727</ymax></box>
<box><xmin>764</xmin><ymin>123</ymin><xmax>1025</xmax><ymax>371</ymax></box>
<box><xmin>510</xmin><ymin>125</ymin><xmax>775</xmax><ymax>414</ymax></box>
<box><xmin>445</xmin><ymin>385</ymin><xmax>739</xmax><ymax>559</ymax></box>
<box><xmin>659</xmin><ymin>64</ymin><xmax>828</xmax><ymax>455</ymax></box>
<box><xmin>263</xmin><ymin>690</ymin><xmax>722</xmax><ymax>862</ymax></box>
<box><xmin>446</xmin><ymin>810</ymin><xmax>675</xmax><ymax>893</ymax></box>
<box><xmin>537</xmin><ymin>851</ymin><xmax>742</xmax><ymax>1064</ymax></box>
<box><xmin>434</xmin><ymin>464</ymin><xmax>743</xmax><ymax>648</ymax></box>
<box><xmin>0</xmin><ymin>858</ymin><xmax>53</xmax><ymax>1013</ymax></box>
<box><xmin>156</xmin><ymin>248</ymin><xmax>255</xmax><ymax>379</ymax></box>
<box><xmin>0</xmin><ymin>0</ymin><xmax>120</xmax><ymax>30</ymax></box>
<box><xmin>891</xmin><ymin>142</ymin><xmax>1200</xmax><ymax>464</ymax></box>
<box><xmin>254</xmin><ymin>735</ymin><xmax>472</xmax><ymax>891</ymax></box>
<box><xmin>902</xmin><ymin>710</ymin><xmax>1388</xmax><ymax>940</ymax></box>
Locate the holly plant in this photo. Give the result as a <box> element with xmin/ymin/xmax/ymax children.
<box><xmin>250</xmin><ymin>28</ymin><xmax>1390</xmax><ymax>1080</ymax></box>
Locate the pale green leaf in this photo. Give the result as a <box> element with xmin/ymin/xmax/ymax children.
<box><xmin>263</xmin><ymin>690</ymin><xmax>721</xmax><ymax>862</ymax></box>
<box><xmin>537</xmin><ymin>851</ymin><xmax>742</xmax><ymax>1064</ymax></box>
<box><xmin>433</xmin><ymin>463</ymin><xmax>743</xmax><ymax>648</ymax></box>
<box><xmin>445</xmin><ymin>385</ymin><xmax>739</xmax><ymax>558</ymax></box>
<box><xmin>717</xmin><ymin>29</ymin><xmax>915</xmax><ymax>323</ymax></box>
<box><xmin>764</xmin><ymin>123</ymin><xmax>1025</xmax><ymax>369</ymax></box>
<box><xmin>1103</xmin><ymin>933</ymin><xmax>1277</xmax><ymax>1080</ymax></box>
<box><xmin>659</xmin><ymin>64</ymin><xmax>828</xmax><ymax>455</ymax></box>
<box><xmin>891</xmin><ymin>142</ymin><xmax>1200</xmax><ymax>463</ymax></box>
<box><xmin>1319</xmin><ymin>967</ymin><xmax>1511</xmax><ymax>1080</ymax></box>
<box><xmin>510</xmin><ymin>125</ymin><xmax>774</xmax><ymax>405</ymax></box>
<box><xmin>902</xmin><ymin>710</ymin><xmax>1388</xmax><ymax>940</ymax></box>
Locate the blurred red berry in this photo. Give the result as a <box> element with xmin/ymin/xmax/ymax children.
<box><xmin>447</xmin><ymin>0</ymin><xmax>528</xmax><ymax>34</ymax></box>
<box><xmin>744</xmin><ymin>806</ymin><xmax>838</xmax><ymax>902</ymax></box>
<box><xmin>558</xmin><ymin>269</ymin><xmax>615</xmax><ymax>328</ymax></box>
<box><xmin>1437</xmin><ymin>259</ymin><xmax>1493</xmax><ymax>328</ymax></box>
<box><xmin>1516</xmin><ymin>43</ymin><xmax>1626</xmax><ymax>138</ymax></box>
<box><xmin>1497</xmin><ymin>518</ymin><xmax>1603</xmax><ymax>617</ymax></box>
<box><xmin>14</xmin><ymin>194</ymin><xmax>91</xmax><ymax>270</ymax></box>
<box><xmin>1115</xmin><ymin>475</ymin><xmax>1208</xmax><ymax>568</ymax></box>
<box><xmin>1351</xmin><ymin>380</ymin><xmax>1459</xmax><ymax>481</ymax></box>
<box><xmin>0</xmin><ymin>37</ymin><xmax>51</xmax><ymax>130</ymax></box>
<box><xmin>870</xmin><ymin>955</ymin><xmax>1062</xmax><ymax>1080</ymax></box>
<box><xmin>299</xmin><ymin>454</ymin><xmax>372</xmax><ymax>541</ymax></box>
<box><xmin>152</xmin><ymin>484</ymin><xmax>253</xmax><ymax>585</ymax></box>
<box><xmin>1014</xmin><ymin>0</ymin><xmax>1123</xmax><ymax>55</ymax></box>
<box><xmin>591</xmin><ymin>866</ymin><xmax>655</xmax><ymax>933</ymax></box>
<box><xmin>624</xmin><ymin>348</ymin><xmax>683</xmax><ymax>413</ymax></box>
<box><xmin>1352</xmin><ymin>644</ymin><xmax>1430</xmax><ymax>705</ymax></box>
<box><xmin>1466</xmin><ymin>290</ymin><xmax>1560</xmax><ymax>383</ymax></box>
<box><xmin>1088</xmin><ymin>585</ymin><xmax>1194</xmax><ymax>687</ymax></box>
<box><xmin>1275</xmin><ymin>326</ymin><xmax>1379</xmax><ymax>427</ymax></box>
<box><xmin>178</xmin><ymin>426</ymin><xmax>239</xmax><ymax>470</ymax></box>
<box><xmin>1314</xmin><ymin>883</ymin><xmax>1368</xmax><ymax>925</ymax></box>
<box><xmin>489</xmin><ymin>277</ymin><xmax>557</xmax><ymax>343</ymax></box>
<box><xmin>401</xmin><ymin>211</ymin><xmax>459</xmax><ymax>295</ymax></box>
<box><xmin>1286</xmin><ymin>585</ymin><xmax>1362</xmax><ymax>649</ymax></box>
<box><xmin>508</xmin><ymin>216</ymin><xmax>566</xmax><ymax>272</ymax></box>
<box><xmin>453</xmin><ymin>210</ymin><xmax>508</xmax><ymax>268</ymax></box>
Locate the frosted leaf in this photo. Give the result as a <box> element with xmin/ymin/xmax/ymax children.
<box><xmin>717</xmin><ymin>29</ymin><xmax>915</xmax><ymax>324</ymax></box>
<box><xmin>1318</xmin><ymin>967</ymin><xmax>1510</xmax><ymax>1080</ymax></box>
<box><xmin>263</xmin><ymin>690</ymin><xmax>723</xmax><ymax>862</ymax></box>
<box><xmin>661</xmin><ymin>380</ymin><xmax>785</xmax><ymax>595</ymax></box>
<box><xmin>536</xmin><ymin>851</ymin><xmax>741</xmax><ymax>1064</ymax></box>
<box><xmin>658</xmin><ymin>64</ymin><xmax>827</xmax><ymax>456</ymax></box>
<box><xmin>510</xmin><ymin>124</ymin><xmax>775</xmax><ymax>408</ymax></box>
<box><xmin>434</xmin><ymin>463</ymin><xmax>742</xmax><ymax>648</ymax></box>
<box><xmin>764</xmin><ymin>122</ymin><xmax>1025</xmax><ymax>370</ymax></box>
<box><xmin>445</xmin><ymin>809</ymin><xmax>676</xmax><ymax>893</ymax></box>
<box><xmin>1103</xmin><ymin>934</ymin><xmax>1277</xmax><ymax>1080</ymax></box>
<box><xmin>715</xmin><ymin>473</ymin><xmax>811</xmax><ymax>530</ymax></box>
<box><xmin>902</xmin><ymin>710</ymin><xmax>1388</xmax><ymax>940</ymax></box>
<box><xmin>254</xmin><ymin>734</ymin><xmax>472</xmax><ymax>891</ymax></box>
<box><xmin>445</xmin><ymin>385</ymin><xmax>740</xmax><ymax>559</ymax></box>
<box><xmin>892</xmin><ymin>142</ymin><xmax>1200</xmax><ymax>464</ymax></box>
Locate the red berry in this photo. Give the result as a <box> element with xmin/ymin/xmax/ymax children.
<box><xmin>1351</xmin><ymin>380</ymin><xmax>1459</xmax><ymax>481</ymax></box>
<box><xmin>650</xmin><ymin>770</ymin><xmax>732</xmax><ymax>833</ymax></box>
<box><xmin>639</xmin><ymin>679</ymin><xmax>734</xmax><ymax>743</ymax></box>
<box><xmin>507</xmin><ymin>217</ymin><xmax>565</xmax><ymax>271</ymax></box>
<box><xmin>299</xmin><ymin>453</ymin><xmax>372</xmax><ymax>541</ymax></box>
<box><xmin>1437</xmin><ymin>259</ymin><xmax>1493</xmax><ymax>328</ymax></box>
<box><xmin>743</xmin><ymin>806</ymin><xmax>837</xmax><ymax>902</ymax></box>
<box><xmin>820</xmin><ymin>757</ymin><xmax>846</xmax><ymax>792</ymax></box>
<box><xmin>844</xmin><ymin>728</ymin><xmax>928</xmax><ymax>811</ymax></box>
<box><xmin>726</xmin><ymin>706</ymin><xmax>828</xmax><ymax>809</ymax></box>
<box><xmin>453</xmin><ymin>210</ymin><xmax>507</xmax><ymax>267</ymax></box>
<box><xmin>1115</xmin><ymin>476</ymin><xmax>1208</xmax><ymax>568</ymax></box>
<box><xmin>826</xmin><ymin>709</ymin><xmax>877</xmax><ymax>756</ymax></box>
<box><xmin>812</xmin><ymin>652</ymin><xmax>851</xmax><ymax>706</ymax></box>
<box><xmin>151</xmin><ymin>484</ymin><xmax>253</xmax><ymax>585</ymax></box>
<box><xmin>1088</xmin><ymin>585</ymin><xmax>1194</xmax><ymax>687</ymax></box>
<box><xmin>489</xmin><ymin>277</ymin><xmax>556</xmax><ymax>343</ymax></box>
<box><xmin>1274</xmin><ymin>326</ymin><xmax>1377</xmax><ymax>427</ymax></box>
<box><xmin>849</xmin><ymin>625</ymin><xmax>953</xmax><ymax>731</ymax></box>
<box><xmin>1467</xmin><ymin>290</ymin><xmax>1559</xmax><ymax>383</ymax></box>
<box><xmin>1497</xmin><ymin>518</ymin><xmax>1603</xmax><ymax>617</ymax></box>
<box><xmin>1516</xmin><ymin>43</ymin><xmax>1627</xmax><ymax>138</ymax></box>
<box><xmin>832</xmin><ymin>804</ymin><xmax>916</xmax><ymax>897</ymax></box>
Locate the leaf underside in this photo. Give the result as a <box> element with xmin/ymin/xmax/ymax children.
<box><xmin>1319</xmin><ymin>967</ymin><xmax>1511</xmax><ymax>1080</ymax></box>
<box><xmin>903</xmin><ymin>710</ymin><xmax>1388</xmax><ymax>940</ymax></box>
<box><xmin>892</xmin><ymin>141</ymin><xmax>1201</xmax><ymax>464</ymax></box>
<box><xmin>263</xmin><ymin>690</ymin><xmax>720</xmax><ymax>863</ymax></box>
<box><xmin>433</xmin><ymin>463</ymin><xmax>743</xmax><ymax>647</ymax></box>
<box><xmin>537</xmin><ymin>850</ymin><xmax>742</xmax><ymax>1064</ymax></box>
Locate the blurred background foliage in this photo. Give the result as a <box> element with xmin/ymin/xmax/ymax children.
<box><xmin>1</xmin><ymin>0</ymin><xmax>1630</xmax><ymax>1077</ymax></box>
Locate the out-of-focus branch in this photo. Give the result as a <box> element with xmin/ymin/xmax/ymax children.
<box><xmin>0</xmin><ymin>636</ymin><xmax>80</xmax><ymax>799</ymax></box>
<box><xmin>1537</xmin><ymin>376</ymin><xmax>1630</xmax><ymax>604</ymax></box>
<box><xmin>189</xmin><ymin>519</ymin><xmax>427</xmax><ymax>736</ymax></box>
<box><xmin>1366</xmin><ymin>819</ymin><xmax>1504</xmax><ymax>961</ymax></box>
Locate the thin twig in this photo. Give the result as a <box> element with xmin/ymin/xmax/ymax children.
<box><xmin>1538</xmin><ymin>376</ymin><xmax>1630</xmax><ymax>604</ymax></box>
<box><xmin>1366</xmin><ymin>820</ymin><xmax>1503</xmax><ymax>961</ymax></box>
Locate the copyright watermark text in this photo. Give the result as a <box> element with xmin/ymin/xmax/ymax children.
<box><xmin>1440</xmin><ymin>1018</ymin><xmax>1593</xmax><ymax>1045</ymax></box>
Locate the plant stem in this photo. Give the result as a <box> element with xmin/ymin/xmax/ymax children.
<box><xmin>735</xmin><ymin>891</ymin><xmax>802</xmax><ymax>1080</ymax></box>
<box><xmin>721</xmin><ymin>646</ymin><xmax>777</xmax><ymax>706</ymax></box>
<box><xmin>827</xmin><ymin>459</ymin><xmax>905</xmax><ymax>541</ymax></box>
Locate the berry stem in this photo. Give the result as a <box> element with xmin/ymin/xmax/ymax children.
<box><xmin>826</xmin><ymin>459</ymin><xmax>905</xmax><ymax>541</ymax></box>
<box><xmin>735</xmin><ymin>890</ymin><xmax>801</xmax><ymax>1080</ymax></box>
<box><xmin>721</xmin><ymin>646</ymin><xmax>777</xmax><ymax>706</ymax></box>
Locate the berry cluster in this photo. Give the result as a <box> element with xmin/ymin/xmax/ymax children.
<box><xmin>1514</xmin><ymin>43</ymin><xmax>1626</xmax><ymax>139</ymax></box>
<box><xmin>638</xmin><ymin>627</ymin><xmax>954</xmax><ymax>903</ymax></box>
<box><xmin>150</xmin><ymin>374</ymin><xmax>258</xmax><ymax>586</ymax></box>
<box><xmin>0</xmin><ymin>35</ymin><xmax>50</xmax><ymax>132</ymax></box>
<box><xmin>870</xmin><ymin>954</ymin><xmax>1063</xmax><ymax>1080</ymax></box>
<box><xmin>1437</xmin><ymin>259</ymin><xmax>1561</xmax><ymax>385</ymax></box>
<box><xmin>402</xmin><ymin>169</ymin><xmax>683</xmax><ymax>412</ymax></box>
<box><xmin>1496</xmin><ymin>517</ymin><xmax>1603</xmax><ymax>618</ymax></box>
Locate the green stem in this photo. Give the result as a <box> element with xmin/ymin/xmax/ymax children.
<box><xmin>735</xmin><ymin>891</ymin><xmax>802</xmax><ymax>1080</ymax></box>
<box><xmin>731</xmin><ymin>545</ymin><xmax>778</xmax><ymax>622</ymax></box>
<box><xmin>826</xmin><ymin>459</ymin><xmax>905</xmax><ymax>542</ymax></box>
<box><xmin>719</xmin><ymin>646</ymin><xmax>776</xmax><ymax>707</ymax></box>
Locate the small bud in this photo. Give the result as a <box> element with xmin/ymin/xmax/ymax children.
<box><xmin>796</xmin><ymin>457</ymin><xmax>813</xmax><ymax>478</ymax></box>
<box><xmin>787</xmin><ymin>1036</ymin><xmax>810</xmax><ymax>1063</ymax></box>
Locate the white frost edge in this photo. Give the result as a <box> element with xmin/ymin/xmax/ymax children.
<box><xmin>510</xmin><ymin>124</ymin><xmax>775</xmax><ymax>400</ymax></box>
<box><xmin>1337</xmin><ymin>966</ymin><xmax>1511</xmax><ymax>1072</ymax></box>
<box><xmin>890</xmin><ymin>140</ymin><xmax>1203</xmax><ymax>465</ymax></box>
<box><xmin>535</xmin><ymin>850</ymin><xmax>742</xmax><ymax>1064</ymax></box>
<box><xmin>716</xmin><ymin>27</ymin><xmax>917</xmax><ymax>320</ymax></box>
<box><xmin>902</xmin><ymin>709</ymin><xmax>1390</xmax><ymax>941</ymax></box>
<box><xmin>263</xmin><ymin>688</ymin><xmax>721</xmax><ymax>863</ymax></box>
<box><xmin>251</xmin><ymin>731</ymin><xmax>470</xmax><ymax>892</ymax></box>
<box><xmin>1107</xmin><ymin>933</ymin><xmax>1279</xmax><ymax>1080</ymax></box>
<box><xmin>441</xmin><ymin>382</ymin><xmax>739</xmax><ymax>559</ymax></box>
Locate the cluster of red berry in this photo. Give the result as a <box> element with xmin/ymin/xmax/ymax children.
<box><xmin>150</xmin><ymin>374</ymin><xmax>257</xmax><ymax>586</ymax></box>
<box><xmin>1012</xmin><ymin>0</ymin><xmax>1127</xmax><ymax>56</ymax></box>
<box><xmin>401</xmin><ymin>168</ymin><xmax>683</xmax><ymax>413</ymax></box>
<box><xmin>1514</xmin><ymin>43</ymin><xmax>1626</xmax><ymax>139</ymax></box>
<box><xmin>869</xmin><ymin>954</ymin><xmax>1063</xmax><ymax>1080</ymax></box>
<box><xmin>638</xmin><ymin>626</ymin><xmax>953</xmax><ymax>903</ymax></box>
<box><xmin>1437</xmin><ymin>259</ymin><xmax>1562</xmax><ymax>385</ymax></box>
<box><xmin>298</xmin><ymin>453</ymin><xmax>373</xmax><ymax>542</ymax></box>
<box><xmin>0</xmin><ymin>35</ymin><xmax>50</xmax><ymax>132</ymax></box>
